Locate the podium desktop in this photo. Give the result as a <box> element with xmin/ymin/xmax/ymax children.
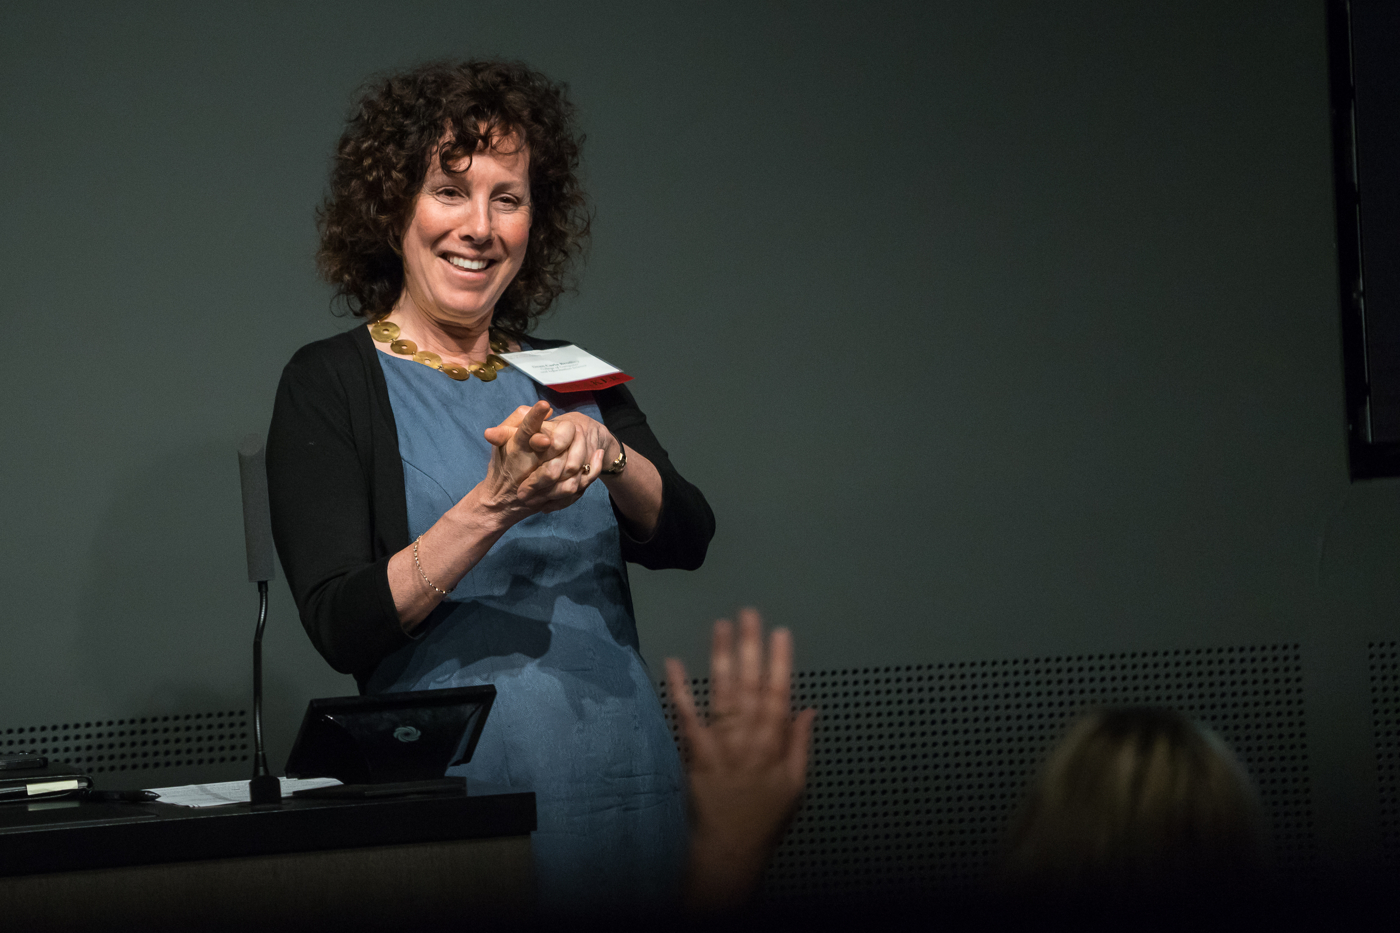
<box><xmin>0</xmin><ymin>676</ymin><xmax>528</xmax><ymax>927</ymax></box>
<box><xmin>0</xmin><ymin>779</ymin><xmax>535</xmax><ymax>929</ymax></box>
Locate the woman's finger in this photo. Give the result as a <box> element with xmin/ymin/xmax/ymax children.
<box><xmin>561</xmin><ymin>423</ymin><xmax>589</xmax><ymax>477</ymax></box>
<box><xmin>578</xmin><ymin>447</ymin><xmax>606</xmax><ymax>490</ymax></box>
<box><xmin>520</xmin><ymin>400</ymin><xmax>552</xmax><ymax>433</ymax></box>
<box><xmin>520</xmin><ymin>422</ymin><xmax>559</xmax><ymax>460</ymax></box>
<box><xmin>515</xmin><ymin>457</ymin><xmax>561</xmax><ymax>499</ymax></box>
<box><xmin>554</xmin><ymin>471</ymin><xmax>583</xmax><ymax>500</ymax></box>
<box><xmin>485</xmin><ymin>404</ymin><xmax>540</xmax><ymax>448</ymax></box>
<box><xmin>546</xmin><ymin>420</ymin><xmax>575</xmax><ymax>460</ymax></box>
<box><xmin>514</xmin><ymin>446</ymin><xmax>594</xmax><ymax>508</ymax></box>
<box><xmin>540</xmin><ymin>452</ymin><xmax>567</xmax><ymax>483</ymax></box>
<box><xmin>512</xmin><ymin>401</ymin><xmax>553</xmax><ymax>452</ymax></box>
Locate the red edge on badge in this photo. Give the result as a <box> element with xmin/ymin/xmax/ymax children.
<box><xmin>546</xmin><ymin>372</ymin><xmax>634</xmax><ymax>393</ymax></box>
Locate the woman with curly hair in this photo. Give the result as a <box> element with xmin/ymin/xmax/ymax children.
<box><xmin>266</xmin><ymin>60</ymin><xmax>714</xmax><ymax>911</ymax></box>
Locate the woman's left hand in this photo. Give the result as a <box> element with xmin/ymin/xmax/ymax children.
<box><xmin>548</xmin><ymin>411</ymin><xmax>621</xmax><ymax>478</ymax></box>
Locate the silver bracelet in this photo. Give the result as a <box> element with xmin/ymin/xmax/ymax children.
<box><xmin>413</xmin><ymin>534</ymin><xmax>449</xmax><ymax>597</ymax></box>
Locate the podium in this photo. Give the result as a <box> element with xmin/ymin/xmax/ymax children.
<box><xmin>0</xmin><ymin>791</ymin><xmax>535</xmax><ymax>931</ymax></box>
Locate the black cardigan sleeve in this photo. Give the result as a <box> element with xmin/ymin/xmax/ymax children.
<box><xmin>594</xmin><ymin>382</ymin><xmax>715</xmax><ymax>570</ymax></box>
<box><xmin>266</xmin><ymin>333</ymin><xmax>413</xmax><ymax>677</ymax></box>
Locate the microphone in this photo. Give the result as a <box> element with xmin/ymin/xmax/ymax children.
<box><xmin>237</xmin><ymin>434</ymin><xmax>276</xmax><ymax>584</ymax></box>
<box><xmin>237</xmin><ymin>434</ymin><xmax>281</xmax><ymax>807</ymax></box>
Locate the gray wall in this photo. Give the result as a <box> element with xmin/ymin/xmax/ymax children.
<box><xmin>1</xmin><ymin>0</ymin><xmax>1392</xmax><ymax>871</ymax></box>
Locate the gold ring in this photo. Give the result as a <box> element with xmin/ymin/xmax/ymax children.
<box><xmin>581</xmin><ymin>462</ymin><xmax>591</xmax><ymax>475</ymax></box>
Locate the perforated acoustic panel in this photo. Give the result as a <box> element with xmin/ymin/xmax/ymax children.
<box><xmin>1</xmin><ymin>710</ymin><xmax>250</xmax><ymax>786</ymax></box>
<box><xmin>661</xmin><ymin>643</ymin><xmax>1312</xmax><ymax>901</ymax></box>
<box><xmin>1370</xmin><ymin>641</ymin><xmax>1399</xmax><ymax>864</ymax></box>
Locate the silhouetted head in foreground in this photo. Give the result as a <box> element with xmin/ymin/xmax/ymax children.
<box><xmin>998</xmin><ymin>707</ymin><xmax>1267</xmax><ymax>907</ymax></box>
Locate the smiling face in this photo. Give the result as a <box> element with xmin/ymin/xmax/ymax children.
<box><xmin>397</xmin><ymin>137</ymin><xmax>532</xmax><ymax>331</ymax></box>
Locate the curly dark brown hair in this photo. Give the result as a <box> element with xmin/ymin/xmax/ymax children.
<box><xmin>317</xmin><ymin>60</ymin><xmax>590</xmax><ymax>333</ymax></box>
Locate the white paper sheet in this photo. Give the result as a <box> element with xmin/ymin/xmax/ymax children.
<box><xmin>146</xmin><ymin>777</ymin><xmax>342</xmax><ymax>807</ymax></box>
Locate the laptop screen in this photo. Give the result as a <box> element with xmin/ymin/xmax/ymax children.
<box><xmin>284</xmin><ymin>684</ymin><xmax>496</xmax><ymax>784</ymax></box>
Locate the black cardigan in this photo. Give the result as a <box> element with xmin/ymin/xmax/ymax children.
<box><xmin>266</xmin><ymin>326</ymin><xmax>715</xmax><ymax>687</ymax></box>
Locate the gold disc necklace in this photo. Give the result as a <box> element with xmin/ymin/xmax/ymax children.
<box><xmin>369</xmin><ymin>319</ymin><xmax>511</xmax><ymax>382</ymax></box>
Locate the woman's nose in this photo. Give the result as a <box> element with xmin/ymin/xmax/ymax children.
<box><xmin>457</xmin><ymin>196</ymin><xmax>493</xmax><ymax>242</ymax></box>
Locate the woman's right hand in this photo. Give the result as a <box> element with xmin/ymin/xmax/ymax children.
<box><xmin>480</xmin><ymin>400</ymin><xmax>605</xmax><ymax>517</ymax></box>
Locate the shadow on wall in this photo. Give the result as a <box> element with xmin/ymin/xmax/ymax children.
<box><xmin>1317</xmin><ymin>478</ymin><xmax>1400</xmax><ymax>622</ymax></box>
<box><xmin>72</xmin><ymin>438</ymin><xmax>277</xmax><ymax>720</ymax></box>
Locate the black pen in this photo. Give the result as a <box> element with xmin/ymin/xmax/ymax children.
<box><xmin>83</xmin><ymin>789</ymin><xmax>160</xmax><ymax>803</ymax></box>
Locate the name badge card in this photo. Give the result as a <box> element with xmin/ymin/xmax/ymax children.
<box><xmin>499</xmin><ymin>345</ymin><xmax>633</xmax><ymax>393</ymax></box>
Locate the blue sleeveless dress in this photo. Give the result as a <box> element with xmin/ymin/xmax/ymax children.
<box><xmin>367</xmin><ymin>351</ymin><xmax>687</xmax><ymax>911</ymax></box>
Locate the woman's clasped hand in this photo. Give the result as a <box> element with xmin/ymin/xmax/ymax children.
<box><xmin>480</xmin><ymin>400</ymin><xmax>612</xmax><ymax>516</ymax></box>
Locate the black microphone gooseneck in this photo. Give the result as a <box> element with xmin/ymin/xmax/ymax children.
<box><xmin>253</xmin><ymin>579</ymin><xmax>271</xmax><ymax>781</ymax></box>
<box><xmin>238</xmin><ymin>434</ymin><xmax>281</xmax><ymax>807</ymax></box>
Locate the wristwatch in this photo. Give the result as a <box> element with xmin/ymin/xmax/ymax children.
<box><xmin>603</xmin><ymin>446</ymin><xmax>627</xmax><ymax>476</ymax></box>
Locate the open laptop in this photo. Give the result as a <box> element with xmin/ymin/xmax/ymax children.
<box><xmin>284</xmin><ymin>684</ymin><xmax>495</xmax><ymax>797</ymax></box>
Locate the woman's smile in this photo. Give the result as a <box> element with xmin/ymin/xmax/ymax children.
<box><xmin>446</xmin><ymin>255</ymin><xmax>492</xmax><ymax>272</ymax></box>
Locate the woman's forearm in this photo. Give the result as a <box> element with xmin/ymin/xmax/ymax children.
<box><xmin>386</xmin><ymin>485</ymin><xmax>516</xmax><ymax>630</ymax></box>
<box><xmin>602</xmin><ymin>444</ymin><xmax>663</xmax><ymax>539</ymax></box>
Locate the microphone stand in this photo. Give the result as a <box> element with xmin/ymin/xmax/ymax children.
<box><xmin>248</xmin><ymin>579</ymin><xmax>281</xmax><ymax>806</ymax></box>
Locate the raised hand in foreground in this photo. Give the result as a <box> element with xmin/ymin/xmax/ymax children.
<box><xmin>666</xmin><ymin>609</ymin><xmax>816</xmax><ymax>913</ymax></box>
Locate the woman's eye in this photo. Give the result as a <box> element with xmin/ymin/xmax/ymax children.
<box><xmin>433</xmin><ymin>187</ymin><xmax>463</xmax><ymax>201</ymax></box>
<box><xmin>494</xmin><ymin>196</ymin><xmax>523</xmax><ymax>211</ymax></box>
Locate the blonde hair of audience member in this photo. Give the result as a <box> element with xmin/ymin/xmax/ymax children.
<box><xmin>998</xmin><ymin>707</ymin><xmax>1267</xmax><ymax>900</ymax></box>
<box><xmin>665</xmin><ymin>608</ymin><xmax>817</xmax><ymax>913</ymax></box>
